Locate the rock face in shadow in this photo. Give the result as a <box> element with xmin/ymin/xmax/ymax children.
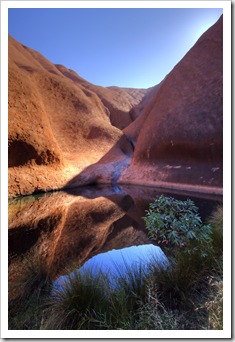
<box><xmin>8</xmin><ymin>36</ymin><xmax>146</xmax><ymax>197</ymax></box>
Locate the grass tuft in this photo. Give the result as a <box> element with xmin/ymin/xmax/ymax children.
<box><xmin>8</xmin><ymin>256</ymin><xmax>51</xmax><ymax>330</ymax></box>
<box><xmin>44</xmin><ymin>269</ymin><xmax>110</xmax><ymax>329</ymax></box>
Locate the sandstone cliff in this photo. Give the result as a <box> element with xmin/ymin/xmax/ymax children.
<box><xmin>120</xmin><ymin>15</ymin><xmax>223</xmax><ymax>191</ymax></box>
<box><xmin>8</xmin><ymin>36</ymin><xmax>145</xmax><ymax>197</ymax></box>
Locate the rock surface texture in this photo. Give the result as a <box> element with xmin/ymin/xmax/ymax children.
<box><xmin>8</xmin><ymin>15</ymin><xmax>223</xmax><ymax>197</ymax></box>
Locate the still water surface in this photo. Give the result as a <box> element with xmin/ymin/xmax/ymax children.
<box><xmin>8</xmin><ymin>184</ymin><xmax>222</xmax><ymax>294</ymax></box>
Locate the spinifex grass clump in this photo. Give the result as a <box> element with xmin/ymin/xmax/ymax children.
<box><xmin>207</xmin><ymin>204</ymin><xmax>223</xmax><ymax>255</ymax></box>
<box><xmin>204</xmin><ymin>265</ymin><xmax>223</xmax><ymax>330</ymax></box>
<box><xmin>143</xmin><ymin>195</ymin><xmax>213</xmax><ymax>257</ymax></box>
<box><xmin>45</xmin><ymin>269</ymin><xmax>110</xmax><ymax>329</ymax></box>
<box><xmin>8</xmin><ymin>256</ymin><xmax>52</xmax><ymax>330</ymax></box>
<box><xmin>44</xmin><ymin>262</ymin><xmax>181</xmax><ymax>330</ymax></box>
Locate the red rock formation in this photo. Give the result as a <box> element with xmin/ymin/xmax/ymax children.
<box><xmin>8</xmin><ymin>15</ymin><xmax>223</xmax><ymax>197</ymax></box>
<box><xmin>8</xmin><ymin>36</ymin><xmax>145</xmax><ymax>197</ymax></box>
<box><xmin>54</xmin><ymin>64</ymin><xmax>147</xmax><ymax>129</ymax></box>
<box><xmin>78</xmin><ymin>15</ymin><xmax>223</xmax><ymax>194</ymax></box>
<box><xmin>8</xmin><ymin>53</ymin><xmax>63</xmax><ymax>169</ymax></box>
<box><xmin>126</xmin><ymin>16</ymin><xmax>223</xmax><ymax>163</ymax></box>
<box><xmin>120</xmin><ymin>16</ymin><xmax>223</xmax><ymax>191</ymax></box>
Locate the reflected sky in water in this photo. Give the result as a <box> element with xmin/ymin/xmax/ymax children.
<box><xmin>53</xmin><ymin>244</ymin><xmax>169</xmax><ymax>291</ymax></box>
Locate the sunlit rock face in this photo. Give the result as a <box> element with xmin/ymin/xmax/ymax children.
<box><xmin>55</xmin><ymin>65</ymin><xmax>147</xmax><ymax>129</ymax></box>
<box><xmin>120</xmin><ymin>16</ymin><xmax>223</xmax><ymax>190</ymax></box>
<box><xmin>8</xmin><ymin>36</ymin><xmax>145</xmax><ymax>197</ymax></box>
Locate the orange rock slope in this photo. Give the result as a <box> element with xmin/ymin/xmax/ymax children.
<box><xmin>8</xmin><ymin>15</ymin><xmax>223</xmax><ymax>197</ymax></box>
<box><xmin>8</xmin><ymin>35</ymin><xmax>145</xmax><ymax>197</ymax></box>
<box><xmin>121</xmin><ymin>15</ymin><xmax>223</xmax><ymax>193</ymax></box>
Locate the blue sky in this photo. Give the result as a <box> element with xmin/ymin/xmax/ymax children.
<box><xmin>8</xmin><ymin>8</ymin><xmax>222</xmax><ymax>89</ymax></box>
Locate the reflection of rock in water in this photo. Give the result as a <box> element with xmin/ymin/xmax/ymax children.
<box><xmin>8</xmin><ymin>187</ymin><xmax>151</xmax><ymax>295</ymax></box>
<box><xmin>53</xmin><ymin>244</ymin><xmax>169</xmax><ymax>292</ymax></box>
<box><xmin>8</xmin><ymin>185</ymin><xmax>222</xmax><ymax>301</ymax></box>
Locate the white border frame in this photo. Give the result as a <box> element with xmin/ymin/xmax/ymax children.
<box><xmin>1</xmin><ymin>1</ymin><xmax>231</xmax><ymax>339</ymax></box>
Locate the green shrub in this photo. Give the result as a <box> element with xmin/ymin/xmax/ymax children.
<box><xmin>143</xmin><ymin>195</ymin><xmax>213</xmax><ymax>257</ymax></box>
